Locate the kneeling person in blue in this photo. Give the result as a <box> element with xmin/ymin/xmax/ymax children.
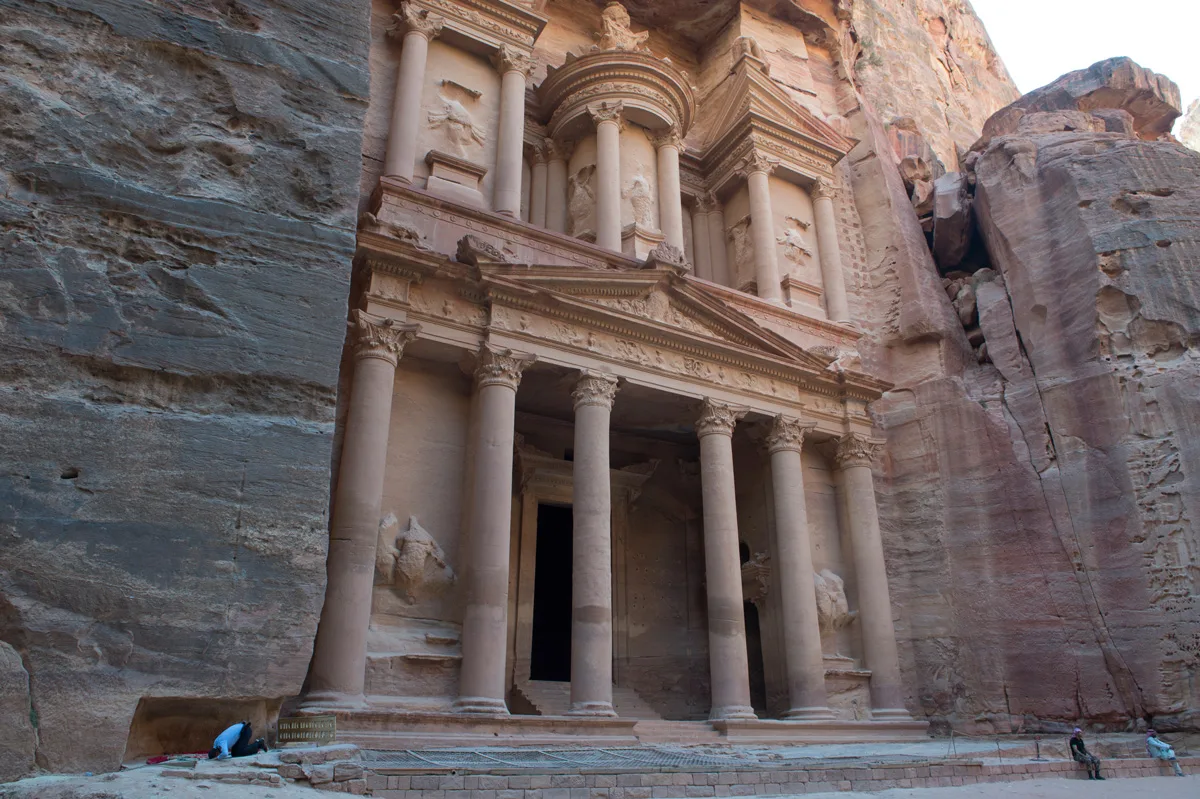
<box><xmin>208</xmin><ymin>720</ymin><xmax>268</xmax><ymax>760</ymax></box>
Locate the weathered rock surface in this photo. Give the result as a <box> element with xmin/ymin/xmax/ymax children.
<box><xmin>0</xmin><ymin>0</ymin><xmax>367</xmax><ymax>775</ymax></box>
<box><xmin>871</xmin><ymin>81</ymin><xmax>1200</xmax><ymax>731</ymax></box>
<box><xmin>931</xmin><ymin>171</ymin><xmax>971</xmax><ymax>269</ymax></box>
<box><xmin>980</xmin><ymin>57</ymin><xmax>1182</xmax><ymax>145</ymax></box>
<box><xmin>0</xmin><ymin>644</ymin><xmax>37</xmax><ymax>783</ymax></box>
<box><xmin>1181</xmin><ymin>99</ymin><xmax>1200</xmax><ymax>152</ymax></box>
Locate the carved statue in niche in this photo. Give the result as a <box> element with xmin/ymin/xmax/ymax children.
<box><xmin>568</xmin><ymin>164</ymin><xmax>596</xmax><ymax>236</ymax></box>
<box><xmin>727</xmin><ymin>215</ymin><xmax>753</xmax><ymax>276</ymax></box>
<box><xmin>376</xmin><ymin>513</ymin><xmax>456</xmax><ymax>604</ymax></box>
<box><xmin>776</xmin><ymin>217</ymin><xmax>813</xmax><ymax>262</ymax></box>
<box><xmin>733</xmin><ymin>35</ymin><xmax>770</xmax><ymax>75</ymax></box>
<box><xmin>427</xmin><ymin>81</ymin><xmax>485</xmax><ymax>158</ymax></box>
<box><xmin>595</xmin><ymin>1</ymin><xmax>650</xmax><ymax>52</ymax></box>
<box><xmin>624</xmin><ymin>174</ymin><xmax>655</xmax><ymax>230</ymax></box>
<box><xmin>813</xmin><ymin>568</ymin><xmax>858</xmax><ymax>633</ymax></box>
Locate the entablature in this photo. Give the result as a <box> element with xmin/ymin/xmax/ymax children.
<box><xmin>407</xmin><ymin>0</ymin><xmax>547</xmax><ymax>55</ymax></box>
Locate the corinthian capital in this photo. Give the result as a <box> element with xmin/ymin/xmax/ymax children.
<box><xmin>649</xmin><ymin>125</ymin><xmax>683</xmax><ymax>150</ymax></box>
<box><xmin>493</xmin><ymin>44</ymin><xmax>535</xmax><ymax>77</ymax></box>
<box><xmin>390</xmin><ymin>2</ymin><xmax>444</xmax><ymax>41</ymax></box>
<box><xmin>349</xmin><ymin>310</ymin><xmax>420</xmax><ymax>365</ymax></box>
<box><xmin>695</xmin><ymin>398</ymin><xmax>748</xmax><ymax>438</ymax></box>
<box><xmin>474</xmin><ymin>345</ymin><xmax>536</xmax><ymax>390</ymax></box>
<box><xmin>545</xmin><ymin>138</ymin><xmax>574</xmax><ymax>163</ymax></box>
<box><xmin>834</xmin><ymin>432</ymin><xmax>884</xmax><ymax>469</ymax></box>
<box><xmin>765</xmin><ymin>415</ymin><xmax>815</xmax><ymax>454</ymax></box>
<box><xmin>572</xmin><ymin>371</ymin><xmax>620</xmax><ymax>410</ymax></box>
<box><xmin>737</xmin><ymin>150</ymin><xmax>779</xmax><ymax>178</ymax></box>
<box><xmin>588</xmin><ymin>101</ymin><xmax>625</xmax><ymax>131</ymax></box>
<box><xmin>693</xmin><ymin>191</ymin><xmax>719</xmax><ymax>214</ymax></box>
<box><xmin>811</xmin><ymin>178</ymin><xmax>836</xmax><ymax>201</ymax></box>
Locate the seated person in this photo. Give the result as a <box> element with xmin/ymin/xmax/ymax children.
<box><xmin>1069</xmin><ymin>727</ymin><xmax>1103</xmax><ymax>780</ymax></box>
<box><xmin>1146</xmin><ymin>729</ymin><xmax>1185</xmax><ymax>777</ymax></box>
<box><xmin>208</xmin><ymin>720</ymin><xmax>268</xmax><ymax>760</ymax></box>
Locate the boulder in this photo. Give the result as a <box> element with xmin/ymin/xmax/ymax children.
<box><xmin>910</xmin><ymin>178</ymin><xmax>935</xmax><ymax>217</ymax></box>
<box><xmin>931</xmin><ymin>172</ymin><xmax>972</xmax><ymax>269</ymax></box>
<box><xmin>978</xmin><ymin>57</ymin><xmax>1181</xmax><ymax>145</ymax></box>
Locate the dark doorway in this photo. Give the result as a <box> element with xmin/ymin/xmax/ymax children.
<box><xmin>530</xmin><ymin>504</ymin><xmax>573</xmax><ymax>681</ymax></box>
<box><xmin>744</xmin><ymin>601</ymin><xmax>768</xmax><ymax>715</ymax></box>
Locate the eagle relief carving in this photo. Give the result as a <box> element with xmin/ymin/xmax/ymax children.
<box><xmin>376</xmin><ymin>513</ymin><xmax>456</xmax><ymax>604</ymax></box>
<box><xmin>427</xmin><ymin>81</ymin><xmax>486</xmax><ymax>158</ymax></box>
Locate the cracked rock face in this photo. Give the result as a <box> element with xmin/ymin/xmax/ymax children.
<box><xmin>874</xmin><ymin>122</ymin><xmax>1200</xmax><ymax>731</ymax></box>
<box><xmin>0</xmin><ymin>0</ymin><xmax>367</xmax><ymax>775</ymax></box>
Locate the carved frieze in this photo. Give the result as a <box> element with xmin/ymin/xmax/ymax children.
<box><xmin>405</xmin><ymin>0</ymin><xmax>546</xmax><ymax>50</ymax></box>
<box><xmin>695</xmin><ymin>398</ymin><xmax>748</xmax><ymax>438</ymax></box>
<box><xmin>349</xmin><ymin>309</ymin><xmax>420</xmax><ymax>365</ymax></box>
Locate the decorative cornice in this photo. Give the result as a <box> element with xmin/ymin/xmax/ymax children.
<box><xmin>649</xmin><ymin>125</ymin><xmax>683</xmax><ymax>150</ymax></box>
<box><xmin>834</xmin><ymin>432</ymin><xmax>884</xmax><ymax>468</ymax></box>
<box><xmin>737</xmin><ymin>150</ymin><xmax>780</xmax><ymax>178</ymax></box>
<box><xmin>349</xmin><ymin>309</ymin><xmax>420</xmax><ymax>365</ymax></box>
<box><xmin>766</xmin><ymin>415</ymin><xmax>815</xmax><ymax>454</ymax></box>
<box><xmin>572</xmin><ymin>370</ymin><xmax>620</xmax><ymax>410</ymax></box>
<box><xmin>390</xmin><ymin>2</ymin><xmax>444</xmax><ymax>40</ymax></box>
<box><xmin>811</xmin><ymin>178</ymin><xmax>836</xmax><ymax>201</ymax></box>
<box><xmin>587</xmin><ymin>100</ymin><xmax>625</xmax><ymax>130</ymax></box>
<box><xmin>474</xmin><ymin>344</ymin><xmax>535</xmax><ymax>389</ymax></box>
<box><xmin>695</xmin><ymin>398</ymin><xmax>747</xmax><ymax>438</ymax></box>
<box><xmin>493</xmin><ymin>43</ymin><xmax>535</xmax><ymax>77</ymax></box>
<box><xmin>405</xmin><ymin>0</ymin><xmax>546</xmax><ymax>50</ymax></box>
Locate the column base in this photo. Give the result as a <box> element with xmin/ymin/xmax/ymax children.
<box><xmin>870</xmin><ymin>708</ymin><xmax>915</xmax><ymax>721</ymax></box>
<box><xmin>300</xmin><ymin>691</ymin><xmax>368</xmax><ymax>711</ymax></box>
<box><xmin>566</xmin><ymin>701</ymin><xmax>618</xmax><ymax>717</ymax></box>
<box><xmin>453</xmin><ymin>696</ymin><xmax>511</xmax><ymax>715</ymax></box>
<box><xmin>782</xmin><ymin>706</ymin><xmax>838</xmax><ymax>721</ymax></box>
<box><xmin>709</xmin><ymin>705</ymin><xmax>758</xmax><ymax>721</ymax></box>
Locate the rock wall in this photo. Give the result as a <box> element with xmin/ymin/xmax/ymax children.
<box><xmin>864</xmin><ymin>63</ymin><xmax>1200</xmax><ymax>732</ymax></box>
<box><xmin>0</xmin><ymin>0</ymin><xmax>368</xmax><ymax>778</ymax></box>
<box><xmin>1181</xmin><ymin>99</ymin><xmax>1200</xmax><ymax>152</ymax></box>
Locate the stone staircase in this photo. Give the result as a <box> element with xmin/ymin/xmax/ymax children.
<box><xmin>512</xmin><ymin>680</ymin><xmax>664</xmax><ymax>720</ymax></box>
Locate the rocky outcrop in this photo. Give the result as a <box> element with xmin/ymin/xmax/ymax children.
<box><xmin>0</xmin><ymin>0</ymin><xmax>367</xmax><ymax>775</ymax></box>
<box><xmin>851</xmin><ymin>0</ymin><xmax>1020</xmax><ymax>170</ymax></box>
<box><xmin>870</xmin><ymin>61</ymin><xmax>1200</xmax><ymax>732</ymax></box>
<box><xmin>1181</xmin><ymin>99</ymin><xmax>1200</xmax><ymax>152</ymax></box>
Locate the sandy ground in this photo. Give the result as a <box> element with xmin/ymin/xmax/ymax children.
<box><xmin>0</xmin><ymin>767</ymin><xmax>314</xmax><ymax>799</ymax></box>
<box><xmin>802</xmin><ymin>774</ymin><xmax>1198</xmax><ymax>798</ymax></box>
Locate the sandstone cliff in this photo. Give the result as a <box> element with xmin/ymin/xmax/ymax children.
<box><xmin>1181</xmin><ymin>99</ymin><xmax>1200</xmax><ymax>152</ymax></box>
<box><xmin>0</xmin><ymin>0</ymin><xmax>368</xmax><ymax>779</ymax></box>
<box><xmin>865</xmin><ymin>60</ymin><xmax>1200</xmax><ymax>732</ymax></box>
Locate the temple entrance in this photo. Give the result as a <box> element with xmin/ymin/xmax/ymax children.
<box><xmin>530</xmin><ymin>503</ymin><xmax>573</xmax><ymax>682</ymax></box>
<box><xmin>744</xmin><ymin>601</ymin><xmax>768</xmax><ymax>715</ymax></box>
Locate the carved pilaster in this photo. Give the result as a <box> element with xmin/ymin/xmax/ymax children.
<box><xmin>834</xmin><ymin>432</ymin><xmax>884</xmax><ymax>469</ymax></box>
<box><xmin>390</xmin><ymin>2</ymin><xmax>444</xmax><ymax>41</ymax></box>
<box><xmin>649</xmin><ymin>125</ymin><xmax>683</xmax><ymax>150</ymax></box>
<box><xmin>493</xmin><ymin>44</ymin><xmax>535</xmax><ymax>77</ymax></box>
<box><xmin>695</xmin><ymin>398</ymin><xmax>748</xmax><ymax>438</ymax></box>
<box><xmin>572</xmin><ymin>370</ymin><xmax>620</xmax><ymax>410</ymax></box>
<box><xmin>349</xmin><ymin>310</ymin><xmax>420</xmax><ymax>366</ymax></box>
<box><xmin>765</xmin><ymin>415</ymin><xmax>816</xmax><ymax>454</ymax></box>
<box><xmin>811</xmin><ymin>178</ymin><xmax>836</xmax><ymax>201</ymax></box>
<box><xmin>588</xmin><ymin>101</ymin><xmax>625</xmax><ymax>132</ymax></box>
<box><xmin>737</xmin><ymin>150</ymin><xmax>780</xmax><ymax>178</ymax></box>
<box><xmin>474</xmin><ymin>345</ymin><xmax>536</xmax><ymax>390</ymax></box>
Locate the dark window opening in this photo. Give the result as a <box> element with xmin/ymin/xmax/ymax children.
<box><xmin>530</xmin><ymin>503</ymin><xmax>573</xmax><ymax>682</ymax></box>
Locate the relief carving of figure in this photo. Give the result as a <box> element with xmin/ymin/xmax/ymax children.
<box><xmin>727</xmin><ymin>216</ymin><xmax>753</xmax><ymax>277</ymax></box>
<box><xmin>376</xmin><ymin>513</ymin><xmax>456</xmax><ymax>604</ymax></box>
<box><xmin>624</xmin><ymin>174</ymin><xmax>655</xmax><ymax>230</ymax></box>
<box><xmin>776</xmin><ymin>223</ymin><xmax>813</xmax><ymax>263</ymax></box>
<box><xmin>741</xmin><ymin>550</ymin><xmax>772</xmax><ymax>606</ymax></box>
<box><xmin>595</xmin><ymin>1</ymin><xmax>650</xmax><ymax>52</ymax></box>
<box><xmin>427</xmin><ymin>83</ymin><xmax>486</xmax><ymax>158</ymax></box>
<box><xmin>568</xmin><ymin>165</ymin><xmax>596</xmax><ymax>236</ymax></box>
<box><xmin>813</xmin><ymin>568</ymin><xmax>858</xmax><ymax>633</ymax></box>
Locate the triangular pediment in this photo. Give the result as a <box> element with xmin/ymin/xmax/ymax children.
<box><xmin>479</xmin><ymin>265</ymin><xmax>837</xmax><ymax>374</ymax></box>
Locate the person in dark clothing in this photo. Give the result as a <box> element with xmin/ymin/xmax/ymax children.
<box><xmin>1070</xmin><ymin>728</ymin><xmax>1103</xmax><ymax>780</ymax></box>
<box><xmin>208</xmin><ymin>720</ymin><xmax>268</xmax><ymax>760</ymax></box>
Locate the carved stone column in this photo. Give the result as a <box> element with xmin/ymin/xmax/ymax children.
<box><xmin>308</xmin><ymin>311</ymin><xmax>420</xmax><ymax>706</ymax></box>
<box><xmin>493</xmin><ymin>46</ymin><xmax>535</xmax><ymax>217</ymax></box>
<box><xmin>589</xmin><ymin>102</ymin><xmax>624</xmax><ymax>252</ymax></box>
<box><xmin>740</xmin><ymin>152</ymin><xmax>783</xmax><ymax>303</ymax></box>
<box><xmin>528</xmin><ymin>141</ymin><xmax>549</xmax><ymax>227</ymax></box>
<box><xmin>707</xmin><ymin>193</ymin><xmax>730</xmax><ymax>287</ymax></box>
<box><xmin>812</xmin><ymin>179</ymin><xmax>851</xmax><ymax>322</ymax></box>
<box><xmin>696</xmin><ymin>399</ymin><xmax>757</xmax><ymax>720</ymax></box>
<box><xmin>384</xmin><ymin>4</ymin><xmax>443</xmax><ymax>181</ymax></box>
<box><xmin>545</xmin><ymin>139</ymin><xmax>571</xmax><ymax>234</ymax></box>
<box><xmin>834</xmin><ymin>433</ymin><xmax>910</xmax><ymax>719</ymax></box>
<box><xmin>766</xmin><ymin>416</ymin><xmax>835</xmax><ymax>720</ymax></box>
<box><xmin>456</xmin><ymin>345</ymin><xmax>536</xmax><ymax>714</ymax></box>
<box><xmin>568</xmin><ymin>371</ymin><xmax>620</xmax><ymax>716</ymax></box>
<box><xmin>691</xmin><ymin>195</ymin><xmax>713</xmax><ymax>281</ymax></box>
<box><xmin>651</xmin><ymin>126</ymin><xmax>685</xmax><ymax>252</ymax></box>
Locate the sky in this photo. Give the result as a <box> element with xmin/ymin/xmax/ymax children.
<box><xmin>968</xmin><ymin>0</ymin><xmax>1198</xmax><ymax>126</ymax></box>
